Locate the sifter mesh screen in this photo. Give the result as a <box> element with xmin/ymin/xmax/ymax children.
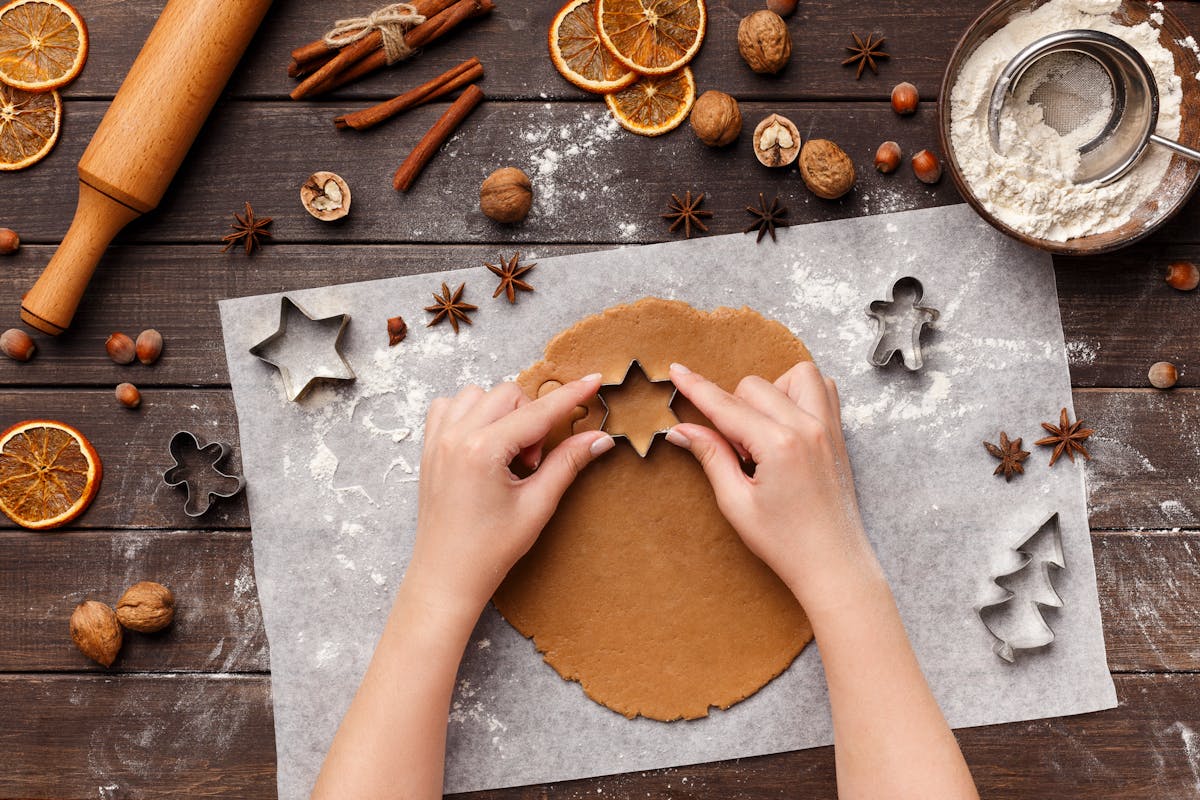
<box><xmin>1018</xmin><ymin>50</ymin><xmax>1116</xmax><ymax>139</ymax></box>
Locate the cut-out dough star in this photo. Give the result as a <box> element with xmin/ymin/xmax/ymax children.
<box><xmin>866</xmin><ymin>277</ymin><xmax>939</xmax><ymax>371</ymax></box>
<box><xmin>249</xmin><ymin>297</ymin><xmax>355</xmax><ymax>401</ymax></box>
<box><xmin>598</xmin><ymin>360</ymin><xmax>679</xmax><ymax>457</ymax></box>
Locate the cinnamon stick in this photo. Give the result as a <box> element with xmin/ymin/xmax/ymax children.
<box><xmin>393</xmin><ymin>83</ymin><xmax>484</xmax><ymax>192</ymax></box>
<box><xmin>335</xmin><ymin>58</ymin><xmax>483</xmax><ymax>130</ymax></box>
<box><xmin>294</xmin><ymin>0</ymin><xmax>493</xmax><ymax>100</ymax></box>
<box><xmin>288</xmin><ymin>49</ymin><xmax>336</xmax><ymax>79</ymax></box>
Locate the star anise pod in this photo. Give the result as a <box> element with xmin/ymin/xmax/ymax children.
<box><xmin>743</xmin><ymin>193</ymin><xmax>788</xmax><ymax>243</ymax></box>
<box><xmin>842</xmin><ymin>32</ymin><xmax>889</xmax><ymax>80</ymax></box>
<box><xmin>1035</xmin><ymin>408</ymin><xmax>1094</xmax><ymax>466</ymax></box>
<box><xmin>220</xmin><ymin>201</ymin><xmax>273</xmax><ymax>255</ymax></box>
<box><xmin>661</xmin><ymin>191</ymin><xmax>712</xmax><ymax>239</ymax></box>
<box><xmin>425</xmin><ymin>282</ymin><xmax>478</xmax><ymax>333</ymax></box>
<box><xmin>983</xmin><ymin>431</ymin><xmax>1029</xmax><ymax>482</ymax></box>
<box><xmin>485</xmin><ymin>253</ymin><xmax>536</xmax><ymax>304</ymax></box>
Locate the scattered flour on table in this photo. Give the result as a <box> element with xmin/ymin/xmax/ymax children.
<box><xmin>950</xmin><ymin>0</ymin><xmax>1183</xmax><ymax>241</ymax></box>
<box><xmin>1166</xmin><ymin>722</ymin><xmax>1200</xmax><ymax>790</ymax></box>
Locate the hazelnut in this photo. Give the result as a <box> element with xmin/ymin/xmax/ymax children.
<box><xmin>387</xmin><ymin>315</ymin><xmax>407</xmax><ymax>346</ymax></box>
<box><xmin>737</xmin><ymin>10</ymin><xmax>791</xmax><ymax>75</ymax></box>
<box><xmin>875</xmin><ymin>141</ymin><xmax>902</xmax><ymax>174</ymax></box>
<box><xmin>1165</xmin><ymin>261</ymin><xmax>1199</xmax><ymax>291</ymax></box>
<box><xmin>690</xmin><ymin>90</ymin><xmax>742</xmax><ymax>147</ymax></box>
<box><xmin>1148</xmin><ymin>361</ymin><xmax>1179</xmax><ymax>389</ymax></box>
<box><xmin>753</xmin><ymin>113</ymin><xmax>801</xmax><ymax>167</ymax></box>
<box><xmin>891</xmin><ymin>82</ymin><xmax>919</xmax><ymax>115</ymax></box>
<box><xmin>480</xmin><ymin>167</ymin><xmax>533</xmax><ymax>224</ymax></box>
<box><xmin>105</xmin><ymin>332</ymin><xmax>136</xmax><ymax>365</ymax></box>
<box><xmin>1</xmin><ymin>328</ymin><xmax>35</xmax><ymax>362</ymax></box>
<box><xmin>135</xmin><ymin>329</ymin><xmax>163</xmax><ymax>365</ymax></box>
<box><xmin>300</xmin><ymin>171</ymin><xmax>351</xmax><ymax>222</ymax></box>
<box><xmin>70</xmin><ymin>600</ymin><xmax>122</xmax><ymax>667</ymax></box>
<box><xmin>799</xmin><ymin>139</ymin><xmax>856</xmax><ymax>200</ymax></box>
<box><xmin>912</xmin><ymin>149</ymin><xmax>943</xmax><ymax>184</ymax></box>
<box><xmin>0</xmin><ymin>227</ymin><xmax>18</xmax><ymax>255</ymax></box>
<box><xmin>115</xmin><ymin>581</ymin><xmax>176</xmax><ymax>633</ymax></box>
<box><xmin>766</xmin><ymin>0</ymin><xmax>797</xmax><ymax>17</ymax></box>
<box><xmin>115</xmin><ymin>382</ymin><xmax>141</xmax><ymax>408</ymax></box>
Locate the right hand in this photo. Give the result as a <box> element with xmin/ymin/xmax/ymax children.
<box><xmin>665</xmin><ymin>361</ymin><xmax>884</xmax><ymax>610</ymax></box>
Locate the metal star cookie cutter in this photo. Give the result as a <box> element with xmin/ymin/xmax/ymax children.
<box><xmin>163</xmin><ymin>431</ymin><xmax>247</xmax><ymax>517</ymax></box>
<box><xmin>597</xmin><ymin>359</ymin><xmax>679</xmax><ymax>458</ymax></box>
<box><xmin>976</xmin><ymin>512</ymin><xmax>1065</xmax><ymax>664</ymax></box>
<box><xmin>866</xmin><ymin>276</ymin><xmax>940</xmax><ymax>371</ymax></box>
<box><xmin>249</xmin><ymin>296</ymin><xmax>355</xmax><ymax>402</ymax></box>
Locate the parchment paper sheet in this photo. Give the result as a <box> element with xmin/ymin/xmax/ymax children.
<box><xmin>218</xmin><ymin>205</ymin><xmax>1117</xmax><ymax>798</ymax></box>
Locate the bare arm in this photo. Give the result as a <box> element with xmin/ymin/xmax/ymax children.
<box><xmin>666</xmin><ymin>361</ymin><xmax>978</xmax><ymax>800</ymax></box>
<box><xmin>311</xmin><ymin>375</ymin><xmax>613</xmax><ymax>800</ymax></box>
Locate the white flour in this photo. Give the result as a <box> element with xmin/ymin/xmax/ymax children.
<box><xmin>949</xmin><ymin>0</ymin><xmax>1183</xmax><ymax>241</ymax></box>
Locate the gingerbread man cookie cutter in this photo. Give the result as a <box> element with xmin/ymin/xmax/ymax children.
<box><xmin>597</xmin><ymin>359</ymin><xmax>679</xmax><ymax>458</ymax></box>
<box><xmin>866</xmin><ymin>276</ymin><xmax>940</xmax><ymax>371</ymax></box>
<box><xmin>163</xmin><ymin>430</ymin><xmax>247</xmax><ymax>517</ymax></box>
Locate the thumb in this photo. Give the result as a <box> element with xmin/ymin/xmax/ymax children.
<box><xmin>666</xmin><ymin>423</ymin><xmax>749</xmax><ymax>498</ymax></box>
<box><xmin>526</xmin><ymin>430</ymin><xmax>615</xmax><ymax>500</ymax></box>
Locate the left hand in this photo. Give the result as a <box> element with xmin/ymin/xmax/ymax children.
<box><xmin>404</xmin><ymin>374</ymin><xmax>614</xmax><ymax>623</ymax></box>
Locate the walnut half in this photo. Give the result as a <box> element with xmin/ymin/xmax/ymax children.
<box><xmin>753</xmin><ymin>114</ymin><xmax>801</xmax><ymax>168</ymax></box>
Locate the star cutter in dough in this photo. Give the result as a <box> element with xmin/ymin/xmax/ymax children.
<box><xmin>249</xmin><ymin>296</ymin><xmax>356</xmax><ymax>402</ymax></box>
<box><xmin>596</xmin><ymin>359</ymin><xmax>680</xmax><ymax>458</ymax></box>
<box><xmin>866</xmin><ymin>276</ymin><xmax>940</xmax><ymax>371</ymax></box>
<box><xmin>976</xmin><ymin>512</ymin><xmax>1066</xmax><ymax>664</ymax></box>
<box><xmin>163</xmin><ymin>430</ymin><xmax>247</xmax><ymax>517</ymax></box>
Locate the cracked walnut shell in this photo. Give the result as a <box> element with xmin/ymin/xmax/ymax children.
<box><xmin>70</xmin><ymin>600</ymin><xmax>122</xmax><ymax>667</ymax></box>
<box><xmin>737</xmin><ymin>10</ymin><xmax>791</xmax><ymax>75</ymax></box>
<box><xmin>753</xmin><ymin>114</ymin><xmax>800</xmax><ymax>167</ymax></box>
<box><xmin>800</xmin><ymin>139</ymin><xmax>856</xmax><ymax>200</ymax></box>
<box><xmin>690</xmin><ymin>90</ymin><xmax>742</xmax><ymax>147</ymax></box>
<box><xmin>116</xmin><ymin>581</ymin><xmax>176</xmax><ymax>633</ymax></box>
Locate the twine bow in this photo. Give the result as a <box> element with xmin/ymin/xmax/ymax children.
<box><xmin>323</xmin><ymin>3</ymin><xmax>427</xmax><ymax>65</ymax></box>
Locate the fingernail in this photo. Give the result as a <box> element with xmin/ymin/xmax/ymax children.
<box><xmin>669</xmin><ymin>363</ymin><xmax>691</xmax><ymax>375</ymax></box>
<box><xmin>589</xmin><ymin>433</ymin><xmax>615</xmax><ymax>456</ymax></box>
<box><xmin>665</xmin><ymin>428</ymin><xmax>690</xmax><ymax>448</ymax></box>
<box><xmin>581</xmin><ymin>372</ymin><xmax>602</xmax><ymax>384</ymax></box>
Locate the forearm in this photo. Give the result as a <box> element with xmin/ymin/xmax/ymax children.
<box><xmin>311</xmin><ymin>571</ymin><xmax>479</xmax><ymax>800</ymax></box>
<box><xmin>794</xmin><ymin>564</ymin><xmax>978</xmax><ymax>800</ymax></box>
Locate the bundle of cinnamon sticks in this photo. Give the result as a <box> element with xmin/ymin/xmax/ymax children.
<box><xmin>288</xmin><ymin>0</ymin><xmax>494</xmax><ymax>99</ymax></box>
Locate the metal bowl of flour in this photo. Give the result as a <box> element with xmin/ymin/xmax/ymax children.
<box><xmin>938</xmin><ymin>0</ymin><xmax>1200</xmax><ymax>255</ymax></box>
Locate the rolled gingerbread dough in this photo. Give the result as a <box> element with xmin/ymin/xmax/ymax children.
<box><xmin>495</xmin><ymin>298</ymin><xmax>814</xmax><ymax>721</ymax></box>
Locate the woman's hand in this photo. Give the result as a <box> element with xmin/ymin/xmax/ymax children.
<box><xmin>665</xmin><ymin>361</ymin><xmax>882</xmax><ymax>611</ymax></box>
<box><xmin>405</xmin><ymin>374</ymin><xmax>614</xmax><ymax>624</ymax></box>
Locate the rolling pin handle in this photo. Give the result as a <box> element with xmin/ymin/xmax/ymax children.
<box><xmin>20</xmin><ymin>181</ymin><xmax>141</xmax><ymax>335</ymax></box>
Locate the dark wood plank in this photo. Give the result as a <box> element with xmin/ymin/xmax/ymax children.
<box><xmin>3</xmin><ymin>673</ymin><xmax>1200</xmax><ymax>799</ymax></box>
<box><xmin>1</xmin><ymin>530</ymin><xmax>1195</xmax><ymax>674</ymax></box>
<box><xmin>0</xmin><ymin>389</ymin><xmax>1194</xmax><ymax>531</ymax></box>
<box><xmin>0</xmin><ymin>239</ymin><xmax>1195</xmax><ymax>389</ymax></box>
<box><xmin>0</xmin><ymin>530</ymin><xmax>267</xmax><ymax>673</ymax></box>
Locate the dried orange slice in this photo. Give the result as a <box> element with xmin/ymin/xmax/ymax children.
<box><xmin>605</xmin><ymin>66</ymin><xmax>694</xmax><ymax>136</ymax></box>
<box><xmin>0</xmin><ymin>82</ymin><xmax>60</xmax><ymax>170</ymax></box>
<box><xmin>549</xmin><ymin>0</ymin><xmax>636</xmax><ymax>94</ymax></box>
<box><xmin>595</xmin><ymin>0</ymin><xmax>706</xmax><ymax>76</ymax></box>
<box><xmin>0</xmin><ymin>0</ymin><xmax>88</xmax><ymax>92</ymax></box>
<box><xmin>0</xmin><ymin>419</ymin><xmax>102</xmax><ymax>530</ymax></box>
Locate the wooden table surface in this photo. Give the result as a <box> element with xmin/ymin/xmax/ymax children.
<box><xmin>2</xmin><ymin>0</ymin><xmax>1199</xmax><ymax>797</ymax></box>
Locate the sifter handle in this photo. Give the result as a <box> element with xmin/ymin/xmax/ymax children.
<box><xmin>1149</xmin><ymin>133</ymin><xmax>1200</xmax><ymax>164</ymax></box>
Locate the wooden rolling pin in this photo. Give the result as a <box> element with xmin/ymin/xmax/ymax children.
<box><xmin>20</xmin><ymin>0</ymin><xmax>274</xmax><ymax>335</ymax></box>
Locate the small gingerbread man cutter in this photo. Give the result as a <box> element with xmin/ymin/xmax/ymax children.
<box><xmin>866</xmin><ymin>276</ymin><xmax>940</xmax><ymax>371</ymax></box>
<box><xmin>163</xmin><ymin>431</ymin><xmax>246</xmax><ymax>517</ymax></box>
<box><xmin>597</xmin><ymin>359</ymin><xmax>679</xmax><ymax>457</ymax></box>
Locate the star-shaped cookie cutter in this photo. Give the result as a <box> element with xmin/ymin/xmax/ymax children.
<box><xmin>163</xmin><ymin>431</ymin><xmax>247</xmax><ymax>517</ymax></box>
<box><xmin>597</xmin><ymin>359</ymin><xmax>679</xmax><ymax>457</ymax></box>
<box><xmin>866</xmin><ymin>276</ymin><xmax>940</xmax><ymax>371</ymax></box>
<box><xmin>249</xmin><ymin>296</ymin><xmax>355</xmax><ymax>401</ymax></box>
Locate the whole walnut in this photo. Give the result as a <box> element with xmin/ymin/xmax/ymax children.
<box><xmin>800</xmin><ymin>139</ymin><xmax>856</xmax><ymax>200</ymax></box>
<box><xmin>116</xmin><ymin>581</ymin><xmax>176</xmax><ymax>633</ymax></box>
<box><xmin>70</xmin><ymin>600</ymin><xmax>123</xmax><ymax>667</ymax></box>
<box><xmin>480</xmin><ymin>167</ymin><xmax>533</xmax><ymax>224</ymax></box>
<box><xmin>689</xmin><ymin>90</ymin><xmax>742</xmax><ymax>147</ymax></box>
<box><xmin>738</xmin><ymin>10</ymin><xmax>791</xmax><ymax>74</ymax></box>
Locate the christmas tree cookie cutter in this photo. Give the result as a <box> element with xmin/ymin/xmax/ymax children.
<box><xmin>866</xmin><ymin>276</ymin><xmax>940</xmax><ymax>371</ymax></box>
<box><xmin>977</xmin><ymin>512</ymin><xmax>1065</xmax><ymax>663</ymax></box>
<box><xmin>249</xmin><ymin>296</ymin><xmax>355</xmax><ymax>402</ymax></box>
<box><xmin>597</xmin><ymin>359</ymin><xmax>679</xmax><ymax>457</ymax></box>
<box><xmin>163</xmin><ymin>431</ymin><xmax>247</xmax><ymax>517</ymax></box>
